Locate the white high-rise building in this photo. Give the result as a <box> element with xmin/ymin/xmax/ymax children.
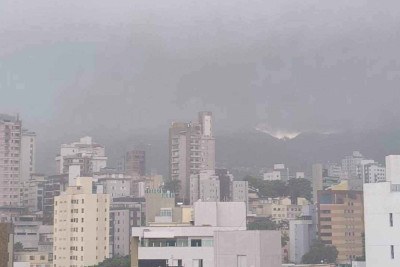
<box><xmin>263</xmin><ymin>164</ymin><xmax>289</xmax><ymax>181</ymax></box>
<box><xmin>357</xmin><ymin>160</ymin><xmax>386</xmax><ymax>184</ymax></box>
<box><xmin>53</xmin><ymin>177</ymin><xmax>110</xmax><ymax>267</ymax></box>
<box><xmin>190</xmin><ymin>170</ymin><xmax>220</xmax><ymax>204</ymax></box>
<box><xmin>20</xmin><ymin>129</ymin><xmax>36</xmax><ymax>182</ymax></box>
<box><xmin>341</xmin><ymin>151</ymin><xmax>365</xmax><ymax>179</ymax></box>
<box><xmin>55</xmin><ymin>136</ymin><xmax>107</xmax><ymax>186</ymax></box>
<box><xmin>0</xmin><ymin>114</ymin><xmax>22</xmax><ymax>207</ymax></box>
<box><xmin>364</xmin><ymin>155</ymin><xmax>400</xmax><ymax>267</ymax></box>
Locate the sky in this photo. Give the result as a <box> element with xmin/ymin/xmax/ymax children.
<box><xmin>1</xmin><ymin>0</ymin><xmax>400</xmax><ymax>171</ymax></box>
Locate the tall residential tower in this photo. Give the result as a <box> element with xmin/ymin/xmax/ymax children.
<box><xmin>0</xmin><ymin>114</ymin><xmax>22</xmax><ymax>207</ymax></box>
<box><xmin>53</xmin><ymin>177</ymin><xmax>110</xmax><ymax>267</ymax></box>
<box><xmin>169</xmin><ymin>112</ymin><xmax>215</xmax><ymax>201</ymax></box>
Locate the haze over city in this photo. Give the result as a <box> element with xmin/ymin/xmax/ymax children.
<box><xmin>2</xmin><ymin>1</ymin><xmax>400</xmax><ymax>267</ymax></box>
<box><xmin>2</xmin><ymin>0</ymin><xmax>400</xmax><ymax>173</ymax></box>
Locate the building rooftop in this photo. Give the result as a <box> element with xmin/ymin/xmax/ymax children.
<box><xmin>0</xmin><ymin>113</ymin><xmax>19</xmax><ymax>122</ymax></box>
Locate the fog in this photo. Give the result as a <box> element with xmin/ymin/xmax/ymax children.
<box><xmin>1</xmin><ymin>0</ymin><xmax>400</xmax><ymax>172</ymax></box>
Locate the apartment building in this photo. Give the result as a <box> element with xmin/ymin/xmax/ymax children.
<box><xmin>356</xmin><ymin>160</ymin><xmax>386</xmax><ymax>184</ymax></box>
<box><xmin>169</xmin><ymin>112</ymin><xmax>215</xmax><ymax>202</ymax></box>
<box><xmin>0</xmin><ymin>114</ymin><xmax>22</xmax><ymax>207</ymax></box>
<box><xmin>20</xmin><ymin>129</ymin><xmax>36</xmax><ymax>183</ymax></box>
<box><xmin>43</xmin><ymin>174</ymin><xmax>68</xmax><ymax>224</ymax></box>
<box><xmin>190</xmin><ymin>170</ymin><xmax>220</xmax><ymax>204</ymax></box>
<box><xmin>364</xmin><ymin>155</ymin><xmax>400</xmax><ymax>267</ymax></box>
<box><xmin>22</xmin><ymin>174</ymin><xmax>45</xmax><ymax>212</ymax></box>
<box><xmin>249</xmin><ymin>197</ymin><xmax>309</xmax><ymax>221</ymax></box>
<box><xmin>109</xmin><ymin>196</ymin><xmax>144</xmax><ymax>257</ymax></box>
<box><xmin>131</xmin><ymin>202</ymin><xmax>281</xmax><ymax>267</ymax></box>
<box><xmin>124</xmin><ymin>150</ymin><xmax>146</xmax><ymax>176</ymax></box>
<box><xmin>55</xmin><ymin>136</ymin><xmax>107</xmax><ymax>185</ymax></box>
<box><xmin>53</xmin><ymin>177</ymin><xmax>110</xmax><ymax>267</ymax></box>
<box><xmin>318</xmin><ymin>190</ymin><xmax>364</xmax><ymax>264</ymax></box>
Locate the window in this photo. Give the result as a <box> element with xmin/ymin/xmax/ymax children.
<box><xmin>192</xmin><ymin>259</ymin><xmax>203</xmax><ymax>267</ymax></box>
<box><xmin>191</xmin><ymin>239</ymin><xmax>202</xmax><ymax>247</ymax></box>
<box><xmin>390</xmin><ymin>213</ymin><xmax>394</xmax><ymax>227</ymax></box>
<box><xmin>237</xmin><ymin>255</ymin><xmax>247</xmax><ymax>267</ymax></box>
<box><xmin>391</xmin><ymin>245</ymin><xmax>395</xmax><ymax>259</ymax></box>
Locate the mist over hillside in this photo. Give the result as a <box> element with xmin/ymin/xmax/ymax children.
<box><xmin>37</xmin><ymin>127</ymin><xmax>400</xmax><ymax>179</ymax></box>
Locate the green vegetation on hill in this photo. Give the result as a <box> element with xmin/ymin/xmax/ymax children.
<box><xmin>244</xmin><ymin>176</ymin><xmax>312</xmax><ymax>201</ymax></box>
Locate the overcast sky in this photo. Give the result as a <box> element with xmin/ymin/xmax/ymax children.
<box><xmin>2</xmin><ymin>0</ymin><xmax>400</xmax><ymax>143</ymax></box>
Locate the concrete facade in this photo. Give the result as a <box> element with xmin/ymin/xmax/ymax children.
<box><xmin>248</xmin><ymin>197</ymin><xmax>309</xmax><ymax>222</ymax></box>
<box><xmin>312</xmin><ymin>164</ymin><xmax>323</xmax><ymax>203</ymax></box>
<box><xmin>190</xmin><ymin>170</ymin><xmax>220</xmax><ymax>204</ymax></box>
<box><xmin>0</xmin><ymin>223</ymin><xmax>13</xmax><ymax>267</ymax></box>
<box><xmin>53</xmin><ymin>177</ymin><xmax>110</xmax><ymax>267</ymax></box>
<box><xmin>20</xmin><ymin>130</ymin><xmax>36</xmax><ymax>183</ymax></box>
<box><xmin>169</xmin><ymin>112</ymin><xmax>215</xmax><ymax>202</ymax></box>
<box><xmin>194</xmin><ymin>201</ymin><xmax>246</xmax><ymax>227</ymax></box>
<box><xmin>356</xmin><ymin>160</ymin><xmax>385</xmax><ymax>184</ymax></box>
<box><xmin>125</xmin><ymin>150</ymin><xmax>146</xmax><ymax>177</ymax></box>
<box><xmin>14</xmin><ymin>251</ymin><xmax>52</xmax><ymax>267</ymax></box>
<box><xmin>95</xmin><ymin>173</ymin><xmax>132</xmax><ymax>199</ymax></box>
<box><xmin>341</xmin><ymin>151</ymin><xmax>365</xmax><ymax>179</ymax></box>
<box><xmin>110</xmin><ymin>197</ymin><xmax>144</xmax><ymax>257</ymax></box>
<box><xmin>364</xmin><ymin>156</ymin><xmax>400</xmax><ymax>267</ymax></box>
<box><xmin>0</xmin><ymin>114</ymin><xmax>22</xmax><ymax>207</ymax></box>
<box><xmin>145</xmin><ymin>188</ymin><xmax>180</xmax><ymax>225</ymax></box>
<box><xmin>131</xmin><ymin>202</ymin><xmax>280</xmax><ymax>267</ymax></box>
<box><xmin>289</xmin><ymin>206</ymin><xmax>317</xmax><ymax>264</ymax></box>
<box><xmin>318</xmin><ymin>190</ymin><xmax>364</xmax><ymax>264</ymax></box>
<box><xmin>22</xmin><ymin>174</ymin><xmax>45</xmax><ymax>212</ymax></box>
<box><xmin>214</xmin><ymin>230</ymin><xmax>281</xmax><ymax>267</ymax></box>
<box><xmin>55</xmin><ymin>137</ymin><xmax>107</xmax><ymax>185</ymax></box>
<box><xmin>43</xmin><ymin>174</ymin><xmax>68</xmax><ymax>224</ymax></box>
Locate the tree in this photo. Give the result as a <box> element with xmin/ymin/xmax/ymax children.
<box><xmin>245</xmin><ymin>176</ymin><xmax>312</xmax><ymax>201</ymax></box>
<box><xmin>244</xmin><ymin>175</ymin><xmax>265</xmax><ymax>192</ymax></box>
<box><xmin>302</xmin><ymin>240</ymin><xmax>338</xmax><ymax>264</ymax></box>
<box><xmin>14</xmin><ymin>242</ymin><xmax>23</xmax><ymax>252</ymax></box>
<box><xmin>93</xmin><ymin>256</ymin><xmax>130</xmax><ymax>267</ymax></box>
<box><xmin>281</xmin><ymin>232</ymin><xmax>289</xmax><ymax>247</ymax></box>
<box><xmin>247</xmin><ymin>217</ymin><xmax>278</xmax><ymax>231</ymax></box>
<box><xmin>287</xmin><ymin>178</ymin><xmax>312</xmax><ymax>202</ymax></box>
<box><xmin>163</xmin><ymin>179</ymin><xmax>181</xmax><ymax>194</ymax></box>
<box><xmin>263</xmin><ymin>180</ymin><xmax>287</xmax><ymax>198</ymax></box>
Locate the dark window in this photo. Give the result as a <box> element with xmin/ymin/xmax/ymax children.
<box><xmin>191</xmin><ymin>239</ymin><xmax>202</xmax><ymax>247</ymax></box>
<box><xmin>390</xmin><ymin>213</ymin><xmax>394</xmax><ymax>227</ymax></box>
<box><xmin>391</xmin><ymin>245</ymin><xmax>395</xmax><ymax>259</ymax></box>
<box><xmin>320</xmin><ymin>217</ymin><xmax>332</xmax><ymax>222</ymax></box>
<box><xmin>320</xmin><ymin>233</ymin><xmax>332</xmax><ymax>237</ymax></box>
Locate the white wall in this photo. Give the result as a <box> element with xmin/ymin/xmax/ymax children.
<box><xmin>214</xmin><ymin>231</ymin><xmax>281</xmax><ymax>267</ymax></box>
<box><xmin>364</xmin><ymin>182</ymin><xmax>400</xmax><ymax>267</ymax></box>
<box><xmin>194</xmin><ymin>202</ymin><xmax>246</xmax><ymax>228</ymax></box>
<box><xmin>139</xmin><ymin>246</ymin><xmax>214</xmax><ymax>267</ymax></box>
<box><xmin>386</xmin><ymin>155</ymin><xmax>400</xmax><ymax>184</ymax></box>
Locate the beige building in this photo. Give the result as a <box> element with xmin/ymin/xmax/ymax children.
<box><xmin>169</xmin><ymin>112</ymin><xmax>215</xmax><ymax>202</ymax></box>
<box><xmin>318</xmin><ymin>189</ymin><xmax>364</xmax><ymax>264</ymax></box>
<box><xmin>53</xmin><ymin>177</ymin><xmax>110</xmax><ymax>267</ymax></box>
<box><xmin>249</xmin><ymin>197</ymin><xmax>309</xmax><ymax>221</ymax></box>
<box><xmin>0</xmin><ymin>223</ymin><xmax>13</xmax><ymax>267</ymax></box>
<box><xmin>14</xmin><ymin>251</ymin><xmax>52</xmax><ymax>267</ymax></box>
<box><xmin>124</xmin><ymin>150</ymin><xmax>145</xmax><ymax>176</ymax></box>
